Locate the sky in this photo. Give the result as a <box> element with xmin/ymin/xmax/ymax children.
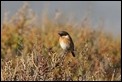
<box><xmin>1</xmin><ymin>1</ymin><xmax>121</xmax><ymax>36</ymax></box>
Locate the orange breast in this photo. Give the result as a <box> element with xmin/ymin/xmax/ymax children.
<box><xmin>59</xmin><ymin>37</ymin><xmax>70</xmax><ymax>50</ymax></box>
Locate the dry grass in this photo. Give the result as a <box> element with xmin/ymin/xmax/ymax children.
<box><xmin>1</xmin><ymin>3</ymin><xmax>121</xmax><ymax>81</ymax></box>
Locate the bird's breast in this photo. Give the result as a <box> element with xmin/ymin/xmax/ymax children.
<box><xmin>59</xmin><ymin>37</ymin><xmax>70</xmax><ymax>50</ymax></box>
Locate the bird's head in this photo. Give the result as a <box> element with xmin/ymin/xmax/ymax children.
<box><xmin>58</xmin><ymin>31</ymin><xmax>69</xmax><ymax>37</ymax></box>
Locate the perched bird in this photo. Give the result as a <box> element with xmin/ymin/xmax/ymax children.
<box><xmin>58</xmin><ymin>31</ymin><xmax>75</xmax><ymax>57</ymax></box>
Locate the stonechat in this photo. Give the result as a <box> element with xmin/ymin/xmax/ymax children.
<box><xmin>58</xmin><ymin>31</ymin><xmax>75</xmax><ymax>57</ymax></box>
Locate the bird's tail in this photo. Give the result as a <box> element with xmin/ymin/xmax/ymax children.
<box><xmin>71</xmin><ymin>51</ymin><xmax>75</xmax><ymax>57</ymax></box>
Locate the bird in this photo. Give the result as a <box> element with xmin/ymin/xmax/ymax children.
<box><xmin>58</xmin><ymin>31</ymin><xmax>75</xmax><ymax>57</ymax></box>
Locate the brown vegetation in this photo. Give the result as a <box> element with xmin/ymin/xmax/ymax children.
<box><xmin>1</xmin><ymin>3</ymin><xmax>121</xmax><ymax>81</ymax></box>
